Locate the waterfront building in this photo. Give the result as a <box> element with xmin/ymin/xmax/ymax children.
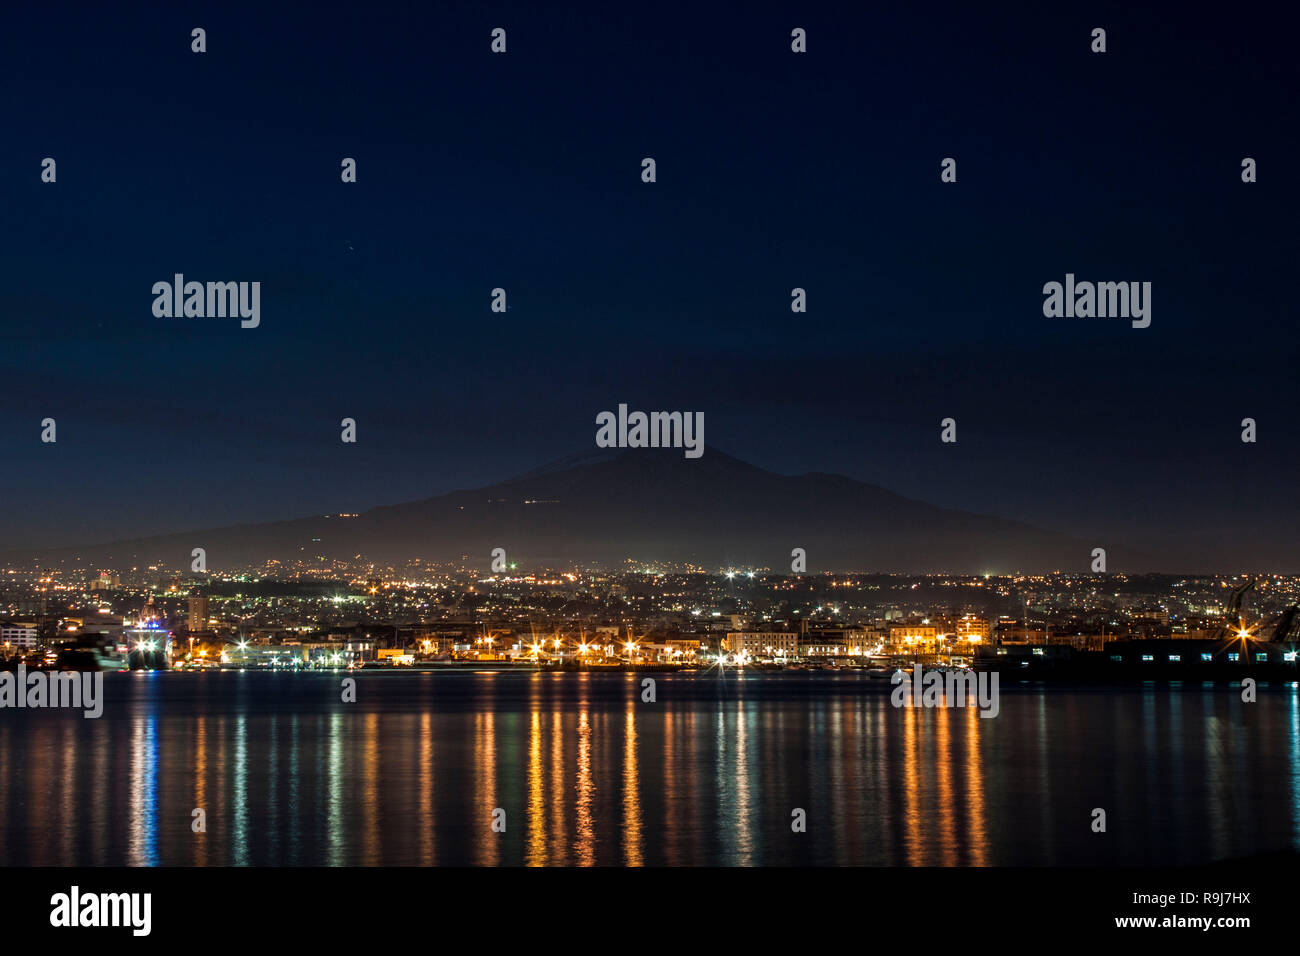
<box><xmin>953</xmin><ymin>615</ymin><xmax>990</xmax><ymax>643</ymax></box>
<box><xmin>725</xmin><ymin>631</ymin><xmax>799</xmax><ymax>657</ymax></box>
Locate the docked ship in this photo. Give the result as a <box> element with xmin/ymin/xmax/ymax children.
<box><xmin>55</xmin><ymin>635</ymin><xmax>129</xmax><ymax>671</ymax></box>
<box><xmin>974</xmin><ymin>580</ymin><xmax>1299</xmax><ymax>682</ymax></box>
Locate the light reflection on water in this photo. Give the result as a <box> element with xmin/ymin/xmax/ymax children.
<box><xmin>0</xmin><ymin>671</ymin><xmax>1296</xmax><ymax>866</ymax></box>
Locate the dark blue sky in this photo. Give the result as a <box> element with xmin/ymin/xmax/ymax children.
<box><xmin>2</xmin><ymin>1</ymin><xmax>1296</xmax><ymax>568</ymax></box>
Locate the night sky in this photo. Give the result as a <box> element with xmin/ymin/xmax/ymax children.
<box><xmin>2</xmin><ymin>2</ymin><xmax>1296</xmax><ymax>568</ymax></box>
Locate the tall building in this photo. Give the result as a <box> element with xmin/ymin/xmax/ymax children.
<box><xmin>188</xmin><ymin>595</ymin><xmax>209</xmax><ymax>631</ymax></box>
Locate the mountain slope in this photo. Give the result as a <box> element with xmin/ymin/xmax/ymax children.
<box><xmin>5</xmin><ymin>448</ymin><xmax>1118</xmax><ymax>573</ymax></box>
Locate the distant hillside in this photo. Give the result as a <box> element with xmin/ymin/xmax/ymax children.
<box><xmin>4</xmin><ymin>448</ymin><xmax>1131</xmax><ymax>573</ymax></box>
